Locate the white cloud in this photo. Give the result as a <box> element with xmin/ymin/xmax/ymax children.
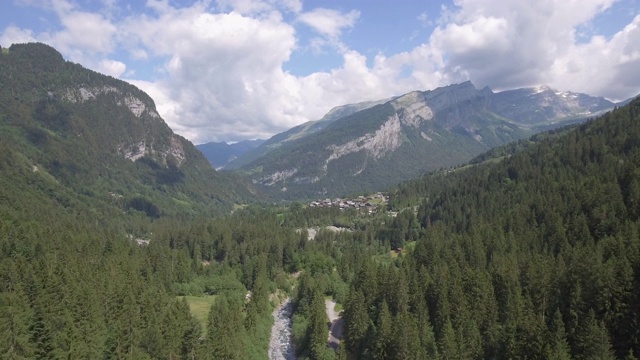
<box><xmin>216</xmin><ymin>0</ymin><xmax>302</xmax><ymax>14</ymax></box>
<box><xmin>52</xmin><ymin>10</ymin><xmax>117</xmax><ymax>55</ymax></box>
<box><xmin>1</xmin><ymin>0</ymin><xmax>639</xmax><ymax>145</ymax></box>
<box><xmin>428</xmin><ymin>0</ymin><xmax>629</xmax><ymax>94</ymax></box>
<box><xmin>548</xmin><ymin>14</ymin><xmax>640</xmax><ymax>100</ymax></box>
<box><xmin>297</xmin><ymin>8</ymin><xmax>360</xmax><ymax>39</ymax></box>
<box><xmin>97</xmin><ymin>59</ymin><xmax>126</xmax><ymax>77</ymax></box>
<box><xmin>417</xmin><ymin>12</ymin><xmax>433</xmax><ymax>27</ymax></box>
<box><xmin>0</xmin><ymin>26</ymin><xmax>36</xmax><ymax>45</ymax></box>
<box><xmin>122</xmin><ymin>3</ymin><xmax>301</xmax><ymax>142</ymax></box>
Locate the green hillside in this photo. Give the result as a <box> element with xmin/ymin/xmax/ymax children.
<box><xmin>336</xmin><ymin>96</ymin><xmax>640</xmax><ymax>359</ymax></box>
<box><xmin>0</xmin><ymin>43</ymin><xmax>253</xmax><ymax>217</ymax></box>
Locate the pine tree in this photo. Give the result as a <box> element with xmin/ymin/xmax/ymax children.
<box><xmin>343</xmin><ymin>290</ymin><xmax>370</xmax><ymax>355</ymax></box>
<box><xmin>391</xmin><ymin>310</ymin><xmax>422</xmax><ymax>359</ymax></box>
<box><xmin>437</xmin><ymin>318</ymin><xmax>457</xmax><ymax>360</ymax></box>
<box><xmin>0</xmin><ymin>289</ymin><xmax>34</xmax><ymax>359</ymax></box>
<box><xmin>308</xmin><ymin>289</ymin><xmax>334</xmax><ymax>360</ymax></box>
<box><xmin>206</xmin><ymin>295</ymin><xmax>245</xmax><ymax>359</ymax></box>
<box><xmin>575</xmin><ymin>309</ymin><xmax>615</xmax><ymax>360</ymax></box>
<box><xmin>372</xmin><ymin>300</ymin><xmax>393</xmax><ymax>360</ymax></box>
<box><xmin>546</xmin><ymin>309</ymin><xmax>572</xmax><ymax>360</ymax></box>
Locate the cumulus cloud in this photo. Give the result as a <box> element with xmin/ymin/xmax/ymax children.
<box><xmin>297</xmin><ymin>8</ymin><xmax>360</xmax><ymax>39</ymax></box>
<box><xmin>0</xmin><ymin>26</ymin><xmax>36</xmax><ymax>45</ymax></box>
<box><xmin>428</xmin><ymin>0</ymin><xmax>634</xmax><ymax>95</ymax></box>
<box><xmin>122</xmin><ymin>3</ymin><xmax>302</xmax><ymax>142</ymax></box>
<box><xmin>97</xmin><ymin>59</ymin><xmax>127</xmax><ymax>78</ymax></box>
<box><xmin>39</xmin><ymin>0</ymin><xmax>118</xmax><ymax>56</ymax></box>
<box><xmin>548</xmin><ymin>14</ymin><xmax>640</xmax><ymax>100</ymax></box>
<box><xmin>1</xmin><ymin>0</ymin><xmax>639</xmax><ymax>144</ymax></box>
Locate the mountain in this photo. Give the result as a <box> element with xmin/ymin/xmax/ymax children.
<box><xmin>490</xmin><ymin>85</ymin><xmax>614</xmax><ymax>128</ymax></box>
<box><xmin>233</xmin><ymin>82</ymin><xmax>615</xmax><ymax>200</ymax></box>
<box><xmin>224</xmin><ymin>98</ymin><xmax>392</xmax><ymax>169</ymax></box>
<box><xmin>0</xmin><ymin>42</ymin><xmax>252</xmax><ymax>217</ymax></box>
<box><xmin>196</xmin><ymin>139</ymin><xmax>264</xmax><ymax>169</ymax></box>
<box><xmin>355</xmin><ymin>96</ymin><xmax>640</xmax><ymax>360</ymax></box>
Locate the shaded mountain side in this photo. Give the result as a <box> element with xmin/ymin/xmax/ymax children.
<box><xmin>0</xmin><ymin>42</ymin><xmax>253</xmax><ymax>216</ymax></box>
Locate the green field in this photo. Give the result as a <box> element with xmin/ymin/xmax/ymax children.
<box><xmin>178</xmin><ymin>295</ymin><xmax>218</xmax><ymax>331</ymax></box>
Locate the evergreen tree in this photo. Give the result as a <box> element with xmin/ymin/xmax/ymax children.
<box><xmin>575</xmin><ymin>310</ymin><xmax>615</xmax><ymax>360</ymax></box>
<box><xmin>0</xmin><ymin>289</ymin><xmax>34</xmax><ymax>359</ymax></box>
<box><xmin>372</xmin><ymin>300</ymin><xmax>393</xmax><ymax>360</ymax></box>
<box><xmin>343</xmin><ymin>290</ymin><xmax>370</xmax><ymax>355</ymax></box>
<box><xmin>206</xmin><ymin>296</ymin><xmax>245</xmax><ymax>359</ymax></box>
<box><xmin>546</xmin><ymin>309</ymin><xmax>572</xmax><ymax>360</ymax></box>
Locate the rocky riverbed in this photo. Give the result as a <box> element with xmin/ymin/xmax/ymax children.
<box><xmin>269</xmin><ymin>298</ymin><xmax>296</xmax><ymax>360</ymax></box>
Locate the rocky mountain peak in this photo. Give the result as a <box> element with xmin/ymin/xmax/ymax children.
<box><xmin>492</xmin><ymin>85</ymin><xmax>614</xmax><ymax>124</ymax></box>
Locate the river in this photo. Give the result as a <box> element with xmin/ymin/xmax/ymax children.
<box><xmin>268</xmin><ymin>298</ymin><xmax>296</xmax><ymax>360</ymax></box>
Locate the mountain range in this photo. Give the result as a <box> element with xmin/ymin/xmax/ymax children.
<box><xmin>1</xmin><ymin>42</ymin><xmax>630</xmax><ymax>208</ymax></box>
<box><xmin>227</xmin><ymin>81</ymin><xmax>619</xmax><ymax>200</ymax></box>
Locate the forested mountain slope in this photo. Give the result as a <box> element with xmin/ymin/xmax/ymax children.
<box><xmin>0</xmin><ymin>166</ymin><xmax>292</xmax><ymax>359</ymax></box>
<box><xmin>0</xmin><ymin>43</ymin><xmax>252</xmax><ymax>217</ymax></box>
<box><xmin>336</xmin><ymin>97</ymin><xmax>640</xmax><ymax>359</ymax></box>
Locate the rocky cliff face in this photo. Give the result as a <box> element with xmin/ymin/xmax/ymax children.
<box><xmin>225</xmin><ymin>98</ymin><xmax>393</xmax><ymax>170</ymax></box>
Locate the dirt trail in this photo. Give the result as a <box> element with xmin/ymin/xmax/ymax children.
<box><xmin>324</xmin><ymin>299</ymin><xmax>343</xmax><ymax>350</ymax></box>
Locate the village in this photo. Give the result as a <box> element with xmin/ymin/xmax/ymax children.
<box><xmin>308</xmin><ymin>192</ymin><xmax>389</xmax><ymax>212</ymax></box>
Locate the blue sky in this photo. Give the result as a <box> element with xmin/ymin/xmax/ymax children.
<box><xmin>1</xmin><ymin>0</ymin><xmax>639</xmax><ymax>143</ymax></box>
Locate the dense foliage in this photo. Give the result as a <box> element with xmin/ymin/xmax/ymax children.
<box><xmin>339</xmin><ymin>98</ymin><xmax>640</xmax><ymax>359</ymax></box>
<box><xmin>0</xmin><ymin>187</ymin><xmax>299</xmax><ymax>359</ymax></box>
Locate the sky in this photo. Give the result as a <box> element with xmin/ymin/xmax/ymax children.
<box><xmin>1</xmin><ymin>0</ymin><xmax>639</xmax><ymax>144</ymax></box>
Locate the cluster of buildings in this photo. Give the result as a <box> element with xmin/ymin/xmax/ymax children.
<box><xmin>308</xmin><ymin>192</ymin><xmax>389</xmax><ymax>212</ymax></box>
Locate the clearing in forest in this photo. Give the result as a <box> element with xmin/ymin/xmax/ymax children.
<box><xmin>178</xmin><ymin>295</ymin><xmax>218</xmax><ymax>332</ymax></box>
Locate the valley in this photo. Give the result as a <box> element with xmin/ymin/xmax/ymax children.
<box><xmin>1</xmin><ymin>41</ymin><xmax>640</xmax><ymax>360</ymax></box>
